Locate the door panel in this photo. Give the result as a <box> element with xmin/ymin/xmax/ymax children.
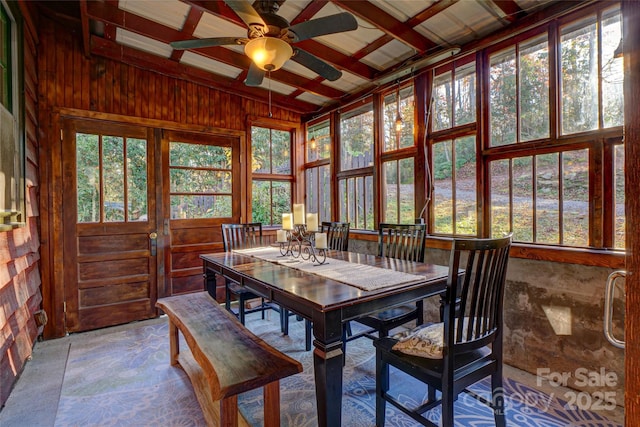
<box><xmin>163</xmin><ymin>130</ymin><xmax>241</xmax><ymax>298</ymax></box>
<box><xmin>62</xmin><ymin>119</ymin><xmax>157</xmax><ymax>332</ymax></box>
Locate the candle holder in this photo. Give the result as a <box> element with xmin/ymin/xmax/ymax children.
<box><xmin>278</xmin><ymin>224</ymin><xmax>327</xmax><ymax>265</ymax></box>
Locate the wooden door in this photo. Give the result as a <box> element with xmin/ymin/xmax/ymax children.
<box><xmin>62</xmin><ymin>119</ymin><xmax>158</xmax><ymax>332</ymax></box>
<box><xmin>162</xmin><ymin>130</ymin><xmax>242</xmax><ymax>299</ymax></box>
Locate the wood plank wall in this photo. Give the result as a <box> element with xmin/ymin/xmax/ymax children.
<box><xmin>0</xmin><ymin>2</ymin><xmax>41</xmax><ymax>407</ymax></box>
<box><xmin>36</xmin><ymin>14</ymin><xmax>300</xmax><ymax>340</ymax></box>
<box><xmin>623</xmin><ymin>1</ymin><xmax>640</xmax><ymax>424</ymax></box>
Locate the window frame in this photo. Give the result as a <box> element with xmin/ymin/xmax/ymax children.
<box><xmin>247</xmin><ymin>117</ymin><xmax>300</xmax><ymax>227</ymax></box>
<box><xmin>0</xmin><ymin>0</ymin><xmax>24</xmax><ymax>231</ymax></box>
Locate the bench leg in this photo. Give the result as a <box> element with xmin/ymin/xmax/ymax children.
<box><xmin>168</xmin><ymin>320</ymin><xmax>179</xmax><ymax>366</ymax></box>
<box><xmin>220</xmin><ymin>395</ymin><xmax>238</xmax><ymax>427</ymax></box>
<box><xmin>263</xmin><ymin>381</ymin><xmax>281</xmax><ymax>427</ymax></box>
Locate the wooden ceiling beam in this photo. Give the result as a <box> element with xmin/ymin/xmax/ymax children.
<box><xmin>331</xmin><ymin>0</ymin><xmax>435</xmax><ymax>53</ymax></box>
<box><xmin>84</xmin><ymin>1</ymin><xmax>346</xmax><ymax>100</ymax></box>
<box><xmin>289</xmin><ymin>0</ymin><xmax>329</xmax><ymax>26</ymax></box>
<box><xmin>409</xmin><ymin>0</ymin><xmax>459</xmax><ymax>24</ymax></box>
<box><xmin>90</xmin><ymin>35</ymin><xmax>320</xmax><ymax>114</ymax></box>
<box><xmin>490</xmin><ymin>0</ymin><xmax>525</xmax><ymax>23</ymax></box>
<box><xmin>350</xmin><ymin>0</ymin><xmax>459</xmax><ymax>62</ymax></box>
<box><xmin>170</xmin><ymin>7</ymin><xmax>204</xmax><ymax>62</ymax></box>
<box><xmin>79</xmin><ymin>0</ymin><xmax>91</xmax><ymax>57</ymax></box>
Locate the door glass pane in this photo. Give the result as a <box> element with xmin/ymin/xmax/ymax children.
<box><xmin>127</xmin><ymin>138</ymin><xmax>147</xmax><ymax>221</ymax></box>
<box><xmin>77</xmin><ymin>133</ymin><xmax>100</xmax><ymax>223</ymax></box>
<box><xmin>169</xmin><ymin>141</ymin><xmax>233</xmax><ymax>219</ymax></box>
<box><xmin>103</xmin><ymin>136</ymin><xmax>125</xmax><ymax>222</ymax></box>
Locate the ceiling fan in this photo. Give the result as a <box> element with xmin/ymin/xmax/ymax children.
<box><xmin>170</xmin><ymin>0</ymin><xmax>358</xmax><ymax>87</ymax></box>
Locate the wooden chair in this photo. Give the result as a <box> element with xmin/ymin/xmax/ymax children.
<box><xmin>345</xmin><ymin>223</ymin><xmax>427</xmax><ymax>345</ymax></box>
<box><xmin>222</xmin><ymin>223</ymin><xmax>279</xmax><ymax>324</ymax></box>
<box><xmin>283</xmin><ymin>221</ymin><xmax>350</xmax><ymax>351</ymax></box>
<box><xmin>373</xmin><ymin>234</ymin><xmax>512</xmax><ymax>427</ymax></box>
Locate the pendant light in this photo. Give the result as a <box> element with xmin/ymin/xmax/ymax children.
<box><xmin>395</xmin><ymin>82</ymin><xmax>403</xmax><ymax>135</ymax></box>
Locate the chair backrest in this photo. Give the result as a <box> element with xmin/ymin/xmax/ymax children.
<box><xmin>378</xmin><ymin>223</ymin><xmax>426</xmax><ymax>262</ymax></box>
<box><xmin>443</xmin><ymin>234</ymin><xmax>512</xmax><ymax>355</ymax></box>
<box><xmin>221</xmin><ymin>223</ymin><xmax>263</xmax><ymax>251</ymax></box>
<box><xmin>321</xmin><ymin>221</ymin><xmax>350</xmax><ymax>251</ymax></box>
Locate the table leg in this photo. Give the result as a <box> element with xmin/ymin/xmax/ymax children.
<box><xmin>312</xmin><ymin>315</ymin><xmax>344</xmax><ymax>427</ymax></box>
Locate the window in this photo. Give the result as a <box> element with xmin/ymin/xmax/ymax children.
<box><xmin>382</xmin><ymin>158</ymin><xmax>414</xmax><ymax>224</ymax></box>
<box><xmin>305</xmin><ymin>120</ymin><xmax>331</xmax><ymax>223</ymax></box>
<box><xmin>483</xmin><ymin>6</ymin><xmax>624</xmax><ymax>249</ymax></box>
<box><xmin>251</xmin><ymin>126</ymin><xmax>292</xmax><ymax>226</ymax></box>
<box><xmin>0</xmin><ymin>2</ymin><xmax>23</xmax><ymax>230</ymax></box>
<box><xmin>169</xmin><ymin>141</ymin><xmax>231</xmax><ymax>219</ymax></box>
<box><xmin>489</xmin><ymin>34</ymin><xmax>549</xmax><ymax>146</ymax></box>
<box><xmin>381</xmin><ymin>84</ymin><xmax>417</xmax><ymax>224</ymax></box>
<box><xmin>339</xmin><ymin>176</ymin><xmax>373</xmax><ymax>230</ymax></box>
<box><xmin>383</xmin><ymin>85</ymin><xmax>414</xmax><ymax>151</ymax></box>
<box><xmin>339</xmin><ymin>101</ymin><xmax>374</xmax><ymax>230</ymax></box>
<box><xmin>560</xmin><ymin>7</ymin><xmax>623</xmax><ymax>134</ymax></box>
<box><xmin>431</xmin><ymin>59</ymin><xmax>478</xmax><ymax>236</ymax></box>
<box><xmin>433</xmin><ymin>62</ymin><xmax>476</xmax><ymax>132</ymax></box>
<box><xmin>77</xmin><ymin>133</ymin><xmax>148</xmax><ymax>222</ymax></box>
<box><xmin>489</xmin><ymin>149</ymin><xmax>589</xmax><ymax>246</ymax></box>
<box><xmin>340</xmin><ymin>102</ymin><xmax>373</xmax><ymax>171</ymax></box>
<box><xmin>432</xmin><ymin>136</ymin><xmax>477</xmax><ymax>235</ymax></box>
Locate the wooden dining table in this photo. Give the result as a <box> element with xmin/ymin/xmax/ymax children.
<box><xmin>201</xmin><ymin>249</ymin><xmax>450</xmax><ymax>427</ymax></box>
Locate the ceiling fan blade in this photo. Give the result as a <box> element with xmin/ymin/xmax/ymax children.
<box><xmin>288</xmin><ymin>12</ymin><xmax>358</xmax><ymax>42</ymax></box>
<box><xmin>245</xmin><ymin>62</ymin><xmax>266</xmax><ymax>86</ymax></box>
<box><xmin>292</xmin><ymin>48</ymin><xmax>342</xmax><ymax>81</ymax></box>
<box><xmin>170</xmin><ymin>37</ymin><xmax>246</xmax><ymax>50</ymax></box>
<box><xmin>224</xmin><ymin>0</ymin><xmax>267</xmax><ymax>31</ymax></box>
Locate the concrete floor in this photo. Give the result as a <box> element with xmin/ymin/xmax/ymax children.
<box><xmin>0</xmin><ymin>317</ymin><xmax>625</xmax><ymax>426</ymax></box>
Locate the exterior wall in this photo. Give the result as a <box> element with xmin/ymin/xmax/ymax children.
<box><xmin>349</xmin><ymin>237</ymin><xmax>625</xmax><ymax>402</ymax></box>
<box><xmin>0</xmin><ymin>3</ymin><xmax>41</xmax><ymax>407</ymax></box>
<box><xmin>36</xmin><ymin>14</ymin><xmax>301</xmax><ymax>340</ymax></box>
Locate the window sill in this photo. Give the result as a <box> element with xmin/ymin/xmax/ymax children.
<box><xmin>347</xmin><ymin>230</ymin><xmax>625</xmax><ymax>268</ymax></box>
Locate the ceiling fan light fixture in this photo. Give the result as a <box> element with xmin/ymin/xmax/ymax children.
<box><xmin>245</xmin><ymin>37</ymin><xmax>292</xmax><ymax>72</ymax></box>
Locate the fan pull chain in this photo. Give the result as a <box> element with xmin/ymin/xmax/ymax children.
<box><xmin>268</xmin><ymin>71</ymin><xmax>273</xmax><ymax>118</ymax></box>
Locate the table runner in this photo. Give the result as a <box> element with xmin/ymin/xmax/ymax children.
<box><xmin>232</xmin><ymin>246</ymin><xmax>426</xmax><ymax>291</ymax></box>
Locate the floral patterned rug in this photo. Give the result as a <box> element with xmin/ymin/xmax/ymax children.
<box><xmin>54</xmin><ymin>314</ymin><xmax>622</xmax><ymax>426</ymax></box>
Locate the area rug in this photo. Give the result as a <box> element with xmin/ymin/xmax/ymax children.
<box><xmin>55</xmin><ymin>313</ymin><xmax>622</xmax><ymax>426</ymax></box>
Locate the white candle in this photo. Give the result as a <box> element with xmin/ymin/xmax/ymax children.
<box><xmin>276</xmin><ymin>229</ymin><xmax>287</xmax><ymax>243</ymax></box>
<box><xmin>306</xmin><ymin>213</ymin><xmax>318</xmax><ymax>232</ymax></box>
<box><xmin>315</xmin><ymin>232</ymin><xmax>327</xmax><ymax>249</ymax></box>
<box><xmin>293</xmin><ymin>204</ymin><xmax>305</xmax><ymax>225</ymax></box>
<box><xmin>282</xmin><ymin>213</ymin><xmax>293</xmax><ymax>230</ymax></box>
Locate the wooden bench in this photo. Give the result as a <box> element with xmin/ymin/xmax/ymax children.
<box><xmin>156</xmin><ymin>291</ymin><xmax>303</xmax><ymax>427</ymax></box>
